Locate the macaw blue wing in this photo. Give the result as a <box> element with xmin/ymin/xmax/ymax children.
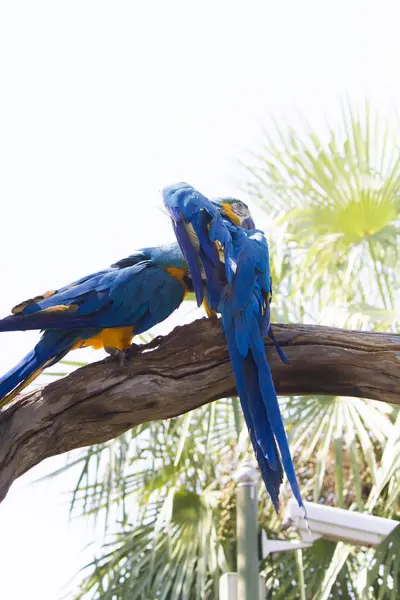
<box><xmin>163</xmin><ymin>182</ymin><xmax>233</xmax><ymax>311</ymax></box>
<box><xmin>0</xmin><ymin>259</ymin><xmax>185</xmax><ymax>333</ymax></box>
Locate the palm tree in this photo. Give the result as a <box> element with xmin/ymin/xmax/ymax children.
<box><xmin>55</xmin><ymin>102</ymin><xmax>400</xmax><ymax>599</ymax></box>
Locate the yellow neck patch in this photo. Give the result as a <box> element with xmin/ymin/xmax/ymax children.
<box><xmin>221</xmin><ymin>203</ymin><xmax>241</xmax><ymax>226</ymax></box>
<box><xmin>166</xmin><ymin>267</ymin><xmax>187</xmax><ymax>281</ymax></box>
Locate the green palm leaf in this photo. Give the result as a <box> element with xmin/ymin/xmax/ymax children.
<box><xmin>365</xmin><ymin>524</ymin><xmax>400</xmax><ymax>600</ymax></box>
<box><xmin>244</xmin><ymin>101</ymin><xmax>400</xmax><ymax>313</ymax></box>
<box><xmin>280</xmin><ymin>395</ymin><xmax>392</xmax><ymax>508</ymax></box>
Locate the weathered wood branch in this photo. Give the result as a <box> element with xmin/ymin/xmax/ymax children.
<box><xmin>0</xmin><ymin>318</ymin><xmax>399</xmax><ymax>503</ymax></box>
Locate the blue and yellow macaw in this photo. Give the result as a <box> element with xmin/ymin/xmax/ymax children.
<box><xmin>163</xmin><ymin>182</ymin><xmax>303</xmax><ymax>511</ymax></box>
<box><xmin>0</xmin><ymin>244</ymin><xmax>193</xmax><ymax>406</ymax></box>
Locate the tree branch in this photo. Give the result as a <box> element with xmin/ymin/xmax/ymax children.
<box><xmin>0</xmin><ymin>318</ymin><xmax>399</xmax><ymax>503</ymax></box>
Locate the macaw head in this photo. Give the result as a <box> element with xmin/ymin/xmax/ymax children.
<box><xmin>214</xmin><ymin>197</ymin><xmax>255</xmax><ymax>230</ymax></box>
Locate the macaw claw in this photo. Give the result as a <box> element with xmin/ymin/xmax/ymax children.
<box><xmin>106</xmin><ymin>336</ymin><xmax>165</xmax><ymax>368</ymax></box>
<box><xmin>105</xmin><ymin>347</ymin><xmax>133</xmax><ymax>369</ymax></box>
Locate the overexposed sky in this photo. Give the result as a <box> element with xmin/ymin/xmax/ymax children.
<box><xmin>1</xmin><ymin>1</ymin><xmax>400</xmax><ymax>598</ymax></box>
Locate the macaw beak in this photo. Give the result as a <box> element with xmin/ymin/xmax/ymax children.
<box><xmin>243</xmin><ymin>216</ymin><xmax>255</xmax><ymax>230</ymax></box>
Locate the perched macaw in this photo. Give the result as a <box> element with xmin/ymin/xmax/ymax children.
<box><xmin>0</xmin><ymin>244</ymin><xmax>192</xmax><ymax>406</ymax></box>
<box><xmin>0</xmin><ymin>198</ymin><xmax>250</xmax><ymax>407</ymax></box>
<box><xmin>163</xmin><ymin>182</ymin><xmax>303</xmax><ymax>511</ymax></box>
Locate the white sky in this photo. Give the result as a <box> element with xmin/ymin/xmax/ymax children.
<box><xmin>1</xmin><ymin>1</ymin><xmax>400</xmax><ymax>598</ymax></box>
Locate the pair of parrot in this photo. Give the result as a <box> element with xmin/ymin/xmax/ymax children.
<box><xmin>0</xmin><ymin>183</ymin><xmax>303</xmax><ymax>511</ymax></box>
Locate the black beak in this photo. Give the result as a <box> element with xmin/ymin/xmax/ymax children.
<box><xmin>243</xmin><ymin>216</ymin><xmax>255</xmax><ymax>230</ymax></box>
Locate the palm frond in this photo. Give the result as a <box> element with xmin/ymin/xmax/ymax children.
<box><xmin>244</xmin><ymin>101</ymin><xmax>400</xmax><ymax>314</ymax></box>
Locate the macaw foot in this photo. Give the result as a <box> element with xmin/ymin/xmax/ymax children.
<box><xmin>105</xmin><ymin>336</ymin><xmax>164</xmax><ymax>369</ymax></box>
<box><xmin>105</xmin><ymin>347</ymin><xmax>131</xmax><ymax>369</ymax></box>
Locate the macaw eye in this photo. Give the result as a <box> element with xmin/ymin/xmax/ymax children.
<box><xmin>234</xmin><ymin>201</ymin><xmax>247</xmax><ymax>215</ymax></box>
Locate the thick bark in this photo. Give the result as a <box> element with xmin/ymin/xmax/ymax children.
<box><xmin>0</xmin><ymin>318</ymin><xmax>399</xmax><ymax>503</ymax></box>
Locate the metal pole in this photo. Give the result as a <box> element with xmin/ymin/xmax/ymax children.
<box><xmin>235</xmin><ymin>462</ymin><xmax>260</xmax><ymax>600</ymax></box>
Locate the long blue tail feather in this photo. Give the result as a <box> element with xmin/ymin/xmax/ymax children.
<box><xmin>223</xmin><ymin>318</ymin><xmax>283</xmax><ymax>508</ymax></box>
<box><xmin>222</xmin><ymin>294</ymin><xmax>303</xmax><ymax>510</ymax></box>
<box><xmin>248</xmin><ymin>321</ymin><xmax>304</xmax><ymax>508</ymax></box>
<box><xmin>249</xmin><ymin>428</ymin><xmax>283</xmax><ymax>512</ymax></box>
<box><xmin>243</xmin><ymin>354</ymin><xmax>280</xmax><ymax>472</ymax></box>
<box><xmin>0</xmin><ymin>331</ymin><xmax>79</xmax><ymax>404</ymax></box>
